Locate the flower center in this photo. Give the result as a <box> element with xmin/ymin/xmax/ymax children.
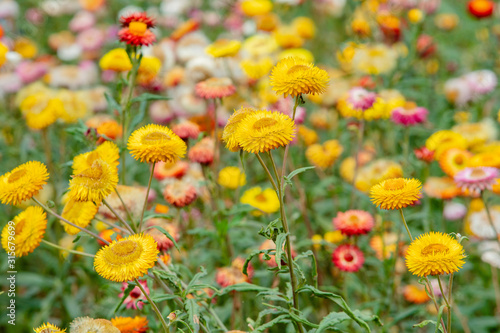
<box><xmin>15</xmin><ymin>218</ymin><xmax>26</xmax><ymax>235</ymax></box>
<box><xmin>470</xmin><ymin>168</ymin><xmax>486</xmax><ymax>179</ymax></box>
<box><xmin>287</xmin><ymin>64</ymin><xmax>309</xmax><ymax>75</ymax></box>
<box><xmin>129</xmin><ymin>21</ymin><xmax>148</xmax><ymax>36</ymax></box>
<box><xmin>8</xmin><ymin>169</ymin><xmax>27</xmax><ymax>183</ymax></box>
<box><xmin>104</xmin><ymin>240</ymin><xmax>142</xmax><ymax>265</ymax></box>
<box><xmin>253</xmin><ymin>117</ymin><xmax>277</xmax><ymax>130</ymax></box>
<box><xmin>343</xmin><ymin>253</ymin><xmax>354</xmax><ymax>262</ymax></box>
<box><xmin>453</xmin><ymin>155</ymin><xmax>464</xmax><ymax>165</ymax></box>
<box><xmin>255</xmin><ymin>193</ymin><xmax>267</xmax><ymax>202</ymax></box>
<box><xmin>348</xmin><ymin>215</ymin><xmax>360</xmax><ymax>224</ymax></box>
<box><xmin>86</xmin><ymin>151</ymin><xmax>101</xmax><ymax>166</ymax></box>
<box><xmin>77</xmin><ymin>163</ymin><xmax>104</xmax><ymax>181</ymax></box>
<box><xmin>142</xmin><ymin>131</ymin><xmax>171</xmax><ymax>144</ymax></box>
<box><xmin>421</xmin><ymin>243</ymin><xmax>449</xmax><ymax>256</ymax></box>
<box><xmin>383</xmin><ymin>178</ymin><xmax>405</xmax><ymax>191</ymax></box>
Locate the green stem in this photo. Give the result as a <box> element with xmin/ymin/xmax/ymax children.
<box><xmin>425</xmin><ymin>276</ymin><xmax>448</xmax><ymax>333</ymax></box>
<box><xmin>32</xmin><ymin>197</ymin><xmax>109</xmax><ymax>245</ymax></box>
<box><xmin>268</xmin><ymin>152</ymin><xmax>304</xmax><ymax>333</ymax></box>
<box><xmin>255</xmin><ymin>154</ymin><xmax>278</xmax><ymax>192</ymax></box>
<box><xmin>481</xmin><ymin>192</ymin><xmax>500</xmax><ymax>244</ymax></box>
<box><xmin>349</xmin><ymin>119</ymin><xmax>365</xmax><ymax>209</ymax></box>
<box><xmin>134</xmin><ymin>278</ymin><xmax>170</xmax><ymax>333</ymax></box>
<box><xmin>398</xmin><ymin>209</ymin><xmax>413</xmax><ymax>241</ymax></box>
<box><xmin>491</xmin><ymin>265</ymin><xmax>500</xmax><ymax>317</ymax></box>
<box><xmin>115</xmin><ymin>188</ymin><xmax>136</xmax><ymax>227</ymax></box>
<box><xmin>103</xmin><ymin>199</ymin><xmax>135</xmax><ymax>234</ymax></box>
<box><xmin>139</xmin><ymin>162</ymin><xmax>156</xmax><ymax>232</ymax></box>
<box><xmin>448</xmin><ymin>274</ymin><xmax>454</xmax><ymax>333</ymax></box>
<box><xmin>41</xmin><ymin>239</ymin><xmax>95</xmax><ymax>258</ymax></box>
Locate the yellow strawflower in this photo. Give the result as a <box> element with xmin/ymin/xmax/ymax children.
<box><xmin>218</xmin><ymin>167</ymin><xmax>246</xmax><ymax>189</ymax></box>
<box><xmin>128</xmin><ymin>124</ymin><xmax>186</xmax><ymax>163</ymax></box>
<box><xmin>370</xmin><ymin>178</ymin><xmax>422</xmax><ymax>210</ymax></box>
<box><xmin>99</xmin><ymin>48</ymin><xmax>132</xmax><ymax>72</ymax></box>
<box><xmin>0</xmin><ymin>161</ymin><xmax>49</xmax><ymax>205</ymax></box>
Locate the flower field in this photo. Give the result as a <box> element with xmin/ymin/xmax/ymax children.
<box><xmin>2</xmin><ymin>0</ymin><xmax>500</xmax><ymax>332</ymax></box>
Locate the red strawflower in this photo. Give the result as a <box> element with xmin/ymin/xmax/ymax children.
<box><xmin>118</xmin><ymin>12</ymin><xmax>156</xmax><ymax>46</ymax></box>
<box><xmin>332</xmin><ymin>244</ymin><xmax>365</xmax><ymax>272</ymax></box>
<box><xmin>468</xmin><ymin>0</ymin><xmax>494</xmax><ymax>19</ymax></box>
<box><xmin>333</xmin><ymin>210</ymin><xmax>374</xmax><ymax>236</ymax></box>
<box><xmin>414</xmin><ymin>146</ymin><xmax>434</xmax><ymax>163</ymax></box>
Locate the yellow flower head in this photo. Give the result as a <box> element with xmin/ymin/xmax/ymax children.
<box><xmin>73</xmin><ymin>141</ymin><xmax>120</xmax><ymax>174</ymax></box>
<box><xmin>206</xmin><ymin>39</ymin><xmax>241</xmax><ymax>58</ymax></box>
<box><xmin>14</xmin><ymin>38</ymin><xmax>37</xmax><ymax>59</ymax></box>
<box><xmin>56</xmin><ymin>89</ymin><xmax>89</xmax><ymax>123</ymax></box>
<box><xmin>128</xmin><ymin>124</ymin><xmax>187</xmax><ymax>163</ymax></box>
<box><xmin>240</xmin><ymin>57</ymin><xmax>274</xmax><ymax>80</ymax></box>
<box><xmin>99</xmin><ymin>48</ymin><xmax>132</xmax><ymax>72</ymax></box>
<box><xmin>2</xmin><ymin>206</ymin><xmax>47</xmax><ymax>257</ymax></box>
<box><xmin>234</xmin><ymin>110</ymin><xmax>296</xmax><ymax>154</ymax></box>
<box><xmin>292</xmin><ymin>17</ymin><xmax>316</xmax><ymax>39</ymax></box>
<box><xmin>68</xmin><ymin>159</ymin><xmax>118</xmax><ymax>203</ymax></box>
<box><xmin>324</xmin><ymin>230</ymin><xmax>345</xmax><ymax>244</ymax></box>
<box><xmin>438</xmin><ymin>148</ymin><xmax>472</xmax><ymax>177</ymax></box>
<box><xmin>241</xmin><ymin>0</ymin><xmax>273</xmax><ymax>16</ymax></box>
<box><xmin>94</xmin><ymin>233</ymin><xmax>159</xmax><ymax>282</ymax></box>
<box><xmin>33</xmin><ymin>322</ymin><xmax>66</xmax><ymax>333</ymax></box>
<box><xmin>20</xmin><ymin>92</ymin><xmax>64</xmax><ymax>130</ymax></box>
<box><xmin>370</xmin><ymin>178</ymin><xmax>422</xmax><ymax>210</ymax></box>
<box><xmin>240</xmin><ymin>186</ymin><xmax>279</xmax><ymax>215</ymax></box>
<box><xmin>405</xmin><ymin>232</ymin><xmax>466</xmax><ymax>277</ymax></box>
<box><xmin>222</xmin><ymin>107</ymin><xmax>257</xmax><ymax>151</ymax></box>
<box><xmin>270</xmin><ymin>57</ymin><xmax>329</xmax><ymax>98</ymax></box>
<box><xmin>0</xmin><ymin>42</ymin><xmax>8</xmax><ymax>68</ymax></box>
<box><xmin>305</xmin><ymin>140</ymin><xmax>343</xmax><ymax>169</ymax></box>
<box><xmin>137</xmin><ymin>56</ymin><xmax>162</xmax><ymax>85</ymax></box>
<box><xmin>61</xmin><ymin>199</ymin><xmax>99</xmax><ymax>235</ymax></box>
<box><xmin>426</xmin><ymin>130</ymin><xmax>467</xmax><ymax>160</ymax></box>
<box><xmin>278</xmin><ymin>48</ymin><xmax>314</xmax><ymax>63</ymax></box>
<box><xmin>218</xmin><ymin>167</ymin><xmax>246</xmax><ymax>189</ymax></box>
<box><xmin>242</xmin><ymin>34</ymin><xmax>278</xmax><ymax>58</ymax></box>
<box><xmin>273</xmin><ymin>26</ymin><xmax>304</xmax><ymax>49</ymax></box>
<box><xmin>298</xmin><ymin>125</ymin><xmax>319</xmax><ymax>146</ymax></box>
<box><xmin>0</xmin><ymin>161</ymin><xmax>49</xmax><ymax>205</ymax></box>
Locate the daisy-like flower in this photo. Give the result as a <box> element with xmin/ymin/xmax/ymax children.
<box><xmin>94</xmin><ymin>234</ymin><xmax>159</xmax><ymax>282</ymax></box>
<box><xmin>163</xmin><ymin>180</ymin><xmax>197</xmax><ymax>208</ymax></box>
<box><xmin>99</xmin><ymin>48</ymin><xmax>132</xmax><ymax>72</ymax></box>
<box><xmin>195</xmin><ymin>77</ymin><xmax>236</xmax><ymax>99</ymax></box>
<box><xmin>61</xmin><ymin>199</ymin><xmax>99</xmax><ymax>235</ymax></box>
<box><xmin>332</xmin><ymin>244</ymin><xmax>365</xmax><ymax>272</ymax></box>
<box><xmin>443</xmin><ymin>201</ymin><xmax>467</xmax><ymax>221</ymax></box>
<box><xmin>68</xmin><ymin>159</ymin><xmax>118</xmax><ymax>203</ymax></box>
<box><xmin>218</xmin><ymin>166</ymin><xmax>246</xmax><ymax>189</ymax></box>
<box><xmin>240</xmin><ymin>186</ymin><xmax>280</xmax><ymax>216</ymax></box>
<box><xmin>423</xmin><ymin>177</ymin><xmax>461</xmax><ymax>200</ymax></box>
<box><xmin>1</xmin><ymin>206</ymin><xmax>47</xmax><ymax>257</ymax></box>
<box><xmin>240</xmin><ymin>57</ymin><xmax>274</xmax><ymax>80</ymax></box>
<box><xmin>403</xmin><ymin>284</ymin><xmax>430</xmax><ymax>304</ymax></box>
<box><xmin>0</xmin><ymin>161</ymin><xmax>49</xmax><ymax>205</ymax></box>
<box><xmin>298</xmin><ymin>125</ymin><xmax>319</xmax><ymax>146</ymax></box>
<box><xmin>33</xmin><ymin>323</ymin><xmax>66</xmax><ymax>333</ymax></box>
<box><xmin>128</xmin><ymin>124</ymin><xmax>187</xmax><ymax>164</ymax></box>
<box><xmin>216</xmin><ymin>257</ymin><xmax>253</xmax><ymax>287</ymax></box>
<box><xmin>454</xmin><ymin>167</ymin><xmax>499</xmax><ymax>195</ymax></box>
<box><xmin>205</xmin><ymin>39</ymin><xmax>241</xmax><ymax>57</ymax></box>
<box><xmin>414</xmin><ymin>146</ymin><xmax>434</xmax><ymax>163</ymax></box>
<box><xmin>305</xmin><ymin>140</ymin><xmax>343</xmax><ymax>169</ymax></box>
<box><xmin>172</xmin><ymin>121</ymin><xmax>201</xmax><ymax>140</ymax></box>
<box><xmin>370</xmin><ymin>233</ymin><xmax>399</xmax><ymax>260</ymax></box>
<box><xmin>234</xmin><ymin>110</ymin><xmax>296</xmax><ymax>154</ymax></box>
<box><xmin>479</xmin><ymin>241</ymin><xmax>500</xmax><ymax>268</ymax></box>
<box><xmin>153</xmin><ymin>161</ymin><xmax>189</xmax><ymax>180</ymax></box>
<box><xmin>118</xmin><ymin>12</ymin><xmax>156</xmax><ymax>47</ymax></box>
<box><xmin>465</xmin><ymin>69</ymin><xmax>497</xmax><ymax>95</ymax></box>
<box><xmin>370</xmin><ymin>178</ymin><xmax>422</xmax><ymax>210</ymax></box>
<box><xmin>111</xmin><ymin>316</ymin><xmax>148</xmax><ymax>333</ymax></box>
<box><xmin>333</xmin><ymin>210</ymin><xmax>374</xmax><ymax>236</ymax></box>
<box><xmin>405</xmin><ymin>232</ymin><xmax>466</xmax><ymax>277</ymax></box>
<box><xmin>438</xmin><ymin>148</ymin><xmax>472</xmax><ymax>177</ymax></box>
<box><xmin>270</xmin><ymin>57</ymin><xmax>329</xmax><ymax>98</ymax></box>
<box><xmin>72</xmin><ymin>141</ymin><xmax>120</xmax><ymax>174</ymax></box>
<box><xmin>337</xmin><ymin>87</ymin><xmax>387</xmax><ymax>120</ymax></box>
<box><xmin>70</xmin><ymin>317</ymin><xmax>119</xmax><ymax>333</ymax></box>
<box><xmin>425</xmin><ymin>130</ymin><xmax>468</xmax><ymax>160</ymax></box>
<box><xmin>469</xmin><ymin>207</ymin><xmax>500</xmax><ymax>239</ymax></box>
<box><xmin>188</xmin><ymin>137</ymin><xmax>215</xmax><ymax>165</ymax></box>
<box><xmin>390</xmin><ymin>102</ymin><xmax>428</xmax><ymax>126</ymax></box>
<box><xmin>20</xmin><ymin>92</ymin><xmax>64</xmax><ymax>130</ymax></box>
<box><xmin>222</xmin><ymin>107</ymin><xmax>257</xmax><ymax>151</ymax></box>
<box><xmin>119</xmin><ymin>280</ymin><xmax>149</xmax><ymax>310</ymax></box>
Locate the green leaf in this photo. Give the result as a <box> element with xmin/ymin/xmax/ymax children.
<box><xmin>104</xmin><ymin>92</ymin><xmax>122</xmax><ymax>113</ymax></box>
<box><xmin>274</xmin><ymin>232</ymin><xmax>288</xmax><ymax>270</ymax></box>
<box><xmin>185</xmin><ymin>298</ymin><xmax>200</xmax><ymax>333</ymax></box>
<box><xmin>286</xmin><ymin>166</ymin><xmax>315</xmax><ymax>181</ymax></box>
<box><xmin>297</xmin><ymin>285</ymin><xmax>373</xmax><ymax>332</ymax></box>
<box><xmin>243</xmin><ymin>249</ymin><xmax>274</xmax><ymax>276</ymax></box>
<box><xmin>131</xmin><ymin>93</ymin><xmax>170</xmax><ymax>103</ymax></box>
<box><xmin>316</xmin><ymin>312</ymin><xmax>353</xmax><ymax>332</ymax></box>
<box><xmin>254</xmin><ymin>314</ymin><xmax>290</xmax><ymax>332</ymax></box>
<box><xmin>148</xmin><ymin>225</ymin><xmax>180</xmax><ymax>252</ymax></box>
<box><xmin>218</xmin><ymin>282</ymin><xmax>274</xmax><ymax>296</ymax></box>
<box><xmin>294</xmin><ymin>251</ymin><xmax>318</xmax><ymax>288</ymax></box>
<box><xmin>186</xmin><ymin>267</ymin><xmax>208</xmax><ymax>294</ymax></box>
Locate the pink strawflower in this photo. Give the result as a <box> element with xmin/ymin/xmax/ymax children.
<box><xmin>188</xmin><ymin>137</ymin><xmax>214</xmax><ymax>165</ymax></box>
<box><xmin>69</xmin><ymin>11</ymin><xmax>96</xmax><ymax>32</ymax></box>
<box><xmin>390</xmin><ymin>102</ymin><xmax>428</xmax><ymax>126</ymax></box>
<box><xmin>272</xmin><ymin>97</ymin><xmax>306</xmax><ymax>124</ymax></box>
<box><xmin>77</xmin><ymin>28</ymin><xmax>105</xmax><ymax>52</ymax></box>
<box><xmin>163</xmin><ymin>180</ymin><xmax>197</xmax><ymax>208</ymax></box>
<box><xmin>149</xmin><ymin>100</ymin><xmax>175</xmax><ymax>124</ymax></box>
<box><xmin>332</xmin><ymin>244</ymin><xmax>365</xmax><ymax>272</ymax></box>
<box><xmin>333</xmin><ymin>210</ymin><xmax>374</xmax><ymax>236</ymax></box>
<box><xmin>443</xmin><ymin>201</ymin><xmax>467</xmax><ymax>221</ymax></box>
<box><xmin>16</xmin><ymin>61</ymin><xmax>48</xmax><ymax>84</ymax></box>
<box><xmin>195</xmin><ymin>77</ymin><xmax>236</xmax><ymax>99</ymax></box>
<box><xmin>172</xmin><ymin>121</ymin><xmax>201</xmax><ymax>140</ymax></box>
<box><xmin>119</xmin><ymin>280</ymin><xmax>149</xmax><ymax>310</ymax></box>
<box><xmin>454</xmin><ymin>167</ymin><xmax>499</xmax><ymax>195</ymax></box>
<box><xmin>145</xmin><ymin>219</ymin><xmax>180</xmax><ymax>251</ymax></box>
<box><xmin>465</xmin><ymin>70</ymin><xmax>497</xmax><ymax>96</ymax></box>
<box><xmin>347</xmin><ymin>87</ymin><xmax>377</xmax><ymax>111</ymax></box>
